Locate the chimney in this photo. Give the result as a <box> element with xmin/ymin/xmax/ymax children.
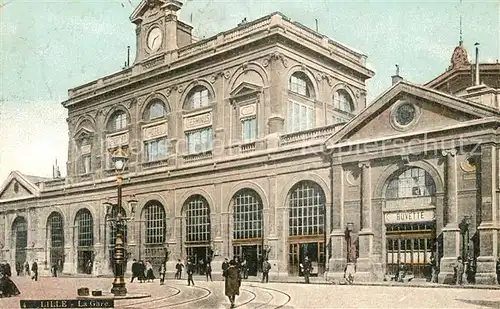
<box><xmin>391</xmin><ymin>64</ymin><xmax>403</xmax><ymax>85</ymax></box>
<box><xmin>474</xmin><ymin>42</ymin><xmax>480</xmax><ymax>86</ymax></box>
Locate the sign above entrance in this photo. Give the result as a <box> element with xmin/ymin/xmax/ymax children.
<box><xmin>385</xmin><ymin>209</ymin><xmax>435</xmax><ymax>224</ymax></box>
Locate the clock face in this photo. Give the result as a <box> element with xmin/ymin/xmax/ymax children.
<box><xmin>147</xmin><ymin>27</ymin><xmax>163</xmax><ymax>52</ymax></box>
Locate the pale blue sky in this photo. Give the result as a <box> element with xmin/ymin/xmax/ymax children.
<box><xmin>0</xmin><ymin>0</ymin><xmax>499</xmax><ymax>181</ymax></box>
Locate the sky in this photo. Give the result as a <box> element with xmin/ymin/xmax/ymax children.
<box><xmin>0</xmin><ymin>0</ymin><xmax>499</xmax><ymax>182</ymax></box>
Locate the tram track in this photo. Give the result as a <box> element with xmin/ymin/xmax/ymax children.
<box><xmin>136</xmin><ymin>284</ymin><xmax>212</xmax><ymax>309</ymax></box>
<box><xmin>115</xmin><ymin>285</ymin><xmax>181</xmax><ymax>309</ymax></box>
<box><xmin>248</xmin><ymin>284</ymin><xmax>292</xmax><ymax>309</ymax></box>
<box><xmin>235</xmin><ymin>288</ymin><xmax>257</xmax><ymax>308</ymax></box>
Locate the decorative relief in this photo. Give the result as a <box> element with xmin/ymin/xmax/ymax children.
<box><xmin>241</xmin><ymin>62</ymin><xmax>248</xmax><ymax>71</ymax></box>
<box><xmin>224</xmin><ymin>70</ymin><xmax>231</xmax><ymax>79</ymax></box>
<box><xmin>239</xmin><ymin>103</ymin><xmax>257</xmax><ymax>119</ymax></box>
<box><xmin>81</xmin><ymin>144</ymin><xmax>91</xmax><ymax>155</ymax></box>
<box><xmin>165</xmin><ymin>88</ymin><xmax>172</xmax><ymax>97</ymax></box>
<box><xmin>345</xmin><ymin>169</ymin><xmax>360</xmax><ymax>186</ymax></box>
<box><xmin>262</xmin><ymin>52</ymin><xmax>287</xmax><ymax>68</ymax></box>
<box><xmin>210</xmin><ymin>74</ymin><xmax>217</xmax><ymax>84</ymax></box>
<box><xmin>315</xmin><ymin>73</ymin><xmax>322</xmax><ymax>82</ymax></box>
<box><xmin>106</xmin><ymin>132</ymin><xmax>129</xmax><ymax>149</ymax></box>
<box><xmin>327</xmin><ymin>76</ymin><xmax>334</xmax><ymax>86</ymax></box>
<box><xmin>143</xmin><ymin>122</ymin><xmax>168</xmax><ymax>141</ymax></box>
<box><xmin>184</xmin><ymin>112</ymin><xmax>212</xmax><ymax>131</ymax></box>
<box><xmin>460</xmin><ymin>158</ymin><xmax>476</xmax><ymax>173</ymax></box>
<box><xmin>193</xmin><ymin>79</ymin><xmax>199</xmax><ymax>85</ymax></box>
<box><xmin>177</xmin><ymin>84</ymin><xmax>184</xmax><ymax>93</ymax></box>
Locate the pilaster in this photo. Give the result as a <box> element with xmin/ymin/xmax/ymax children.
<box><xmin>327</xmin><ymin>164</ymin><xmax>345</xmax><ymax>281</ymax></box>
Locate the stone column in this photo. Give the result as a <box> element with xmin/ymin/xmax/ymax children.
<box><xmin>357</xmin><ymin>161</ymin><xmax>376</xmax><ymax>281</ymax></box>
<box><xmin>476</xmin><ymin>144</ymin><xmax>498</xmax><ymax>284</ymax></box>
<box><xmin>439</xmin><ymin>148</ymin><xmax>460</xmax><ymax>283</ymax></box>
<box><xmin>327</xmin><ymin>164</ymin><xmax>345</xmax><ymax>281</ymax></box>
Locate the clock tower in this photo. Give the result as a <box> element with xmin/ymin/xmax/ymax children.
<box><xmin>130</xmin><ymin>0</ymin><xmax>193</xmax><ymax>64</ymax></box>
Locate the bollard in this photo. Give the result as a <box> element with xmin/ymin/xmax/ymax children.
<box><xmin>77</xmin><ymin>287</ymin><xmax>89</xmax><ymax>296</ymax></box>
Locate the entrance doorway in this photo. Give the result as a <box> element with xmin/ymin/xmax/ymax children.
<box><xmin>186</xmin><ymin>246</ymin><xmax>210</xmax><ymax>275</ymax></box>
<box><xmin>386</xmin><ymin>222</ymin><xmax>436</xmax><ymax>278</ymax></box>
<box><xmin>77</xmin><ymin>250</ymin><xmax>93</xmax><ymax>274</ymax></box>
<box><xmin>233</xmin><ymin>244</ymin><xmax>262</xmax><ymax>276</ymax></box>
<box><xmin>288</xmin><ymin>241</ymin><xmax>325</xmax><ymax>276</ymax></box>
<box><xmin>50</xmin><ymin>248</ymin><xmax>64</xmax><ymax>273</ymax></box>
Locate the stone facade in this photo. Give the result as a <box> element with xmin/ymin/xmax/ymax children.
<box><xmin>1</xmin><ymin>0</ymin><xmax>500</xmax><ymax>285</ymax></box>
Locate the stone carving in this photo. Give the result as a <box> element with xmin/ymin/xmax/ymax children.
<box><xmin>262</xmin><ymin>52</ymin><xmax>287</xmax><ymax>68</ymax></box>
<box><xmin>315</xmin><ymin>73</ymin><xmax>322</xmax><ymax>82</ymax></box>
<box><xmin>210</xmin><ymin>74</ymin><xmax>217</xmax><ymax>84</ymax></box>
<box><xmin>193</xmin><ymin>79</ymin><xmax>199</xmax><ymax>85</ymax></box>
<box><xmin>165</xmin><ymin>88</ymin><xmax>172</xmax><ymax>97</ymax></box>
<box><xmin>177</xmin><ymin>84</ymin><xmax>184</xmax><ymax>93</ymax></box>
<box><xmin>224</xmin><ymin>70</ymin><xmax>231</xmax><ymax>79</ymax></box>
<box><xmin>241</xmin><ymin>62</ymin><xmax>248</xmax><ymax>71</ymax></box>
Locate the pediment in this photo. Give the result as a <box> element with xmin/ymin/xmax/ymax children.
<box><xmin>73</xmin><ymin>127</ymin><xmax>94</xmax><ymax>140</ymax></box>
<box><xmin>230</xmin><ymin>82</ymin><xmax>262</xmax><ymax>100</ymax></box>
<box><xmin>130</xmin><ymin>0</ymin><xmax>181</xmax><ymax>24</ymax></box>
<box><xmin>0</xmin><ymin>171</ymin><xmax>41</xmax><ymax>201</ymax></box>
<box><xmin>325</xmin><ymin>81</ymin><xmax>500</xmax><ymax>148</ymax></box>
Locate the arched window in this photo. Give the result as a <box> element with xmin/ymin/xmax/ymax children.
<box><xmin>47</xmin><ymin>212</ymin><xmax>64</xmax><ymax>272</ymax></box>
<box><xmin>75</xmin><ymin>208</ymin><xmax>93</xmax><ymax>274</ymax></box>
<box><xmin>144</xmin><ymin>202</ymin><xmax>165</xmax><ymax>245</ymax></box>
<box><xmin>184</xmin><ymin>195</ymin><xmax>211</xmax><ymax>242</ymax></box>
<box><xmin>144</xmin><ymin>100</ymin><xmax>167</xmax><ymax>121</ymax></box>
<box><xmin>12</xmin><ymin>217</ymin><xmax>28</xmax><ymax>266</ymax></box>
<box><xmin>287</xmin><ymin>72</ymin><xmax>315</xmax><ymax>133</ymax></box>
<box><xmin>233</xmin><ymin>189</ymin><xmax>263</xmax><ymax>240</ymax></box>
<box><xmin>288</xmin><ymin>181</ymin><xmax>325</xmax><ymax>236</ymax></box>
<box><xmin>80</xmin><ymin>137</ymin><xmax>91</xmax><ymax>174</ymax></box>
<box><xmin>385</xmin><ymin>167</ymin><xmax>436</xmax><ymax>199</ymax></box>
<box><xmin>185</xmin><ymin>86</ymin><xmax>210</xmax><ymax>110</ymax></box>
<box><xmin>142</xmin><ymin>201</ymin><xmax>166</xmax><ymax>276</ymax></box>
<box><xmin>333</xmin><ymin>90</ymin><xmax>354</xmax><ymax>113</ymax></box>
<box><xmin>108</xmin><ymin>110</ymin><xmax>127</xmax><ymax>131</ymax></box>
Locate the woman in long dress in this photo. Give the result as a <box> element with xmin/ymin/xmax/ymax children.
<box><xmin>146</xmin><ymin>261</ymin><xmax>155</xmax><ymax>282</ymax></box>
<box><xmin>0</xmin><ymin>261</ymin><xmax>20</xmax><ymax>298</ymax></box>
<box><xmin>224</xmin><ymin>260</ymin><xmax>241</xmax><ymax>308</ymax></box>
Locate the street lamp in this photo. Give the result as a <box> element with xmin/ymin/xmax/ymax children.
<box><xmin>109</xmin><ymin>147</ymin><xmax>129</xmax><ymax>297</ymax></box>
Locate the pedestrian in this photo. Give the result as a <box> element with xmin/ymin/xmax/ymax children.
<box><xmin>159</xmin><ymin>260</ymin><xmax>166</xmax><ymax>285</ymax></box>
<box><xmin>130</xmin><ymin>259</ymin><xmax>139</xmax><ymax>283</ymax></box>
<box><xmin>31</xmin><ymin>260</ymin><xmax>38</xmax><ymax>281</ymax></box>
<box><xmin>51</xmin><ymin>262</ymin><xmax>57</xmax><ymax>277</ymax></box>
<box><xmin>146</xmin><ymin>261</ymin><xmax>155</xmax><ymax>282</ymax></box>
<box><xmin>454</xmin><ymin>256</ymin><xmax>464</xmax><ymax>285</ymax></box>
<box><xmin>175</xmin><ymin>259</ymin><xmax>184</xmax><ymax>280</ymax></box>
<box><xmin>241</xmin><ymin>258</ymin><xmax>248</xmax><ymax>279</ymax></box>
<box><xmin>300</xmin><ymin>256</ymin><xmax>311</xmax><ymax>284</ymax></box>
<box><xmin>139</xmin><ymin>260</ymin><xmax>146</xmax><ymax>283</ymax></box>
<box><xmin>24</xmin><ymin>261</ymin><xmax>30</xmax><ymax>277</ymax></box>
<box><xmin>496</xmin><ymin>256</ymin><xmax>500</xmax><ymax>284</ymax></box>
<box><xmin>222</xmin><ymin>258</ymin><xmax>229</xmax><ymax>274</ymax></box>
<box><xmin>0</xmin><ymin>260</ymin><xmax>20</xmax><ymax>297</ymax></box>
<box><xmin>466</xmin><ymin>257</ymin><xmax>476</xmax><ymax>284</ymax></box>
<box><xmin>262</xmin><ymin>258</ymin><xmax>271</xmax><ymax>283</ymax></box>
<box><xmin>205</xmin><ymin>261</ymin><xmax>212</xmax><ymax>282</ymax></box>
<box><xmin>430</xmin><ymin>255</ymin><xmax>438</xmax><ymax>283</ymax></box>
<box><xmin>224</xmin><ymin>260</ymin><xmax>241</xmax><ymax>308</ymax></box>
<box><xmin>186</xmin><ymin>260</ymin><xmax>195</xmax><ymax>286</ymax></box>
<box><xmin>86</xmin><ymin>260</ymin><xmax>92</xmax><ymax>275</ymax></box>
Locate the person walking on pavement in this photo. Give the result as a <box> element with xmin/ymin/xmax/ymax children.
<box><xmin>130</xmin><ymin>259</ymin><xmax>140</xmax><ymax>283</ymax></box>
<box><xmin>159</xmin><ymin>259</ymin><xmax>166</xmax><ymax>285</ymax></box>
<box><xmin>51</xmin><ymin>262</ymin><xmax>58</xmax><ymax>277</ymax></box>
<box><xmin>301</xmin><ymin>256</ymin><xmax>312</xmax><ymax>284</ymax></box>
<box><xmin>186</xmin><ymin>260</ymin><xmax>195</xmax><ymax>286</ymax></box>
<box><xmin>31</xmin><ymin>260</ymin><xmax>38</xmax><ymax>281</ymax></box>
<box><xmin>24</xmin><ymin>261</ymin><xmax>30</xmax><ymax>277</ymax></box>
<box><xmin>262</xmin><ymin>258</ymin><xmax>271</xmax><ymax>283</ymax></box>
<box><xmin>241</xmin><ymin>258</ymin><xmax>248</xmax><ymax>279</ymax></box>
<box><xmin>454</xmin><ymin>256</ymin><xmax>465</xmax><ymax>285</ymax></box>
<box><xmin>222</xmin><ymin>258</ymin><xmax>229</xmax><ymax>274</ymax></box>
<box><xmin>146</xmin><ymin>261</ymin><xmax>155</xmax><ymax>282</ymax></box>
<box><xmin>224</xmin><ymin>260</ymin><xmax>241</xmax><ymax>308</ymax></box>
<box><xmin>205</xmin><ymin>261</ymin><xmax>212</xmax><ymax>282</ymax></box>
<box><xmin>175</xmin><ymin>259</ymin><xmax>184</xmax><ymax>280</ymax></box>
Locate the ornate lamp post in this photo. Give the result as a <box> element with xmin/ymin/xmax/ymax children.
<box><xmin>109</xmin><ymin>147</ymin><xmax>129</xmax><ymax>296</ymax></box>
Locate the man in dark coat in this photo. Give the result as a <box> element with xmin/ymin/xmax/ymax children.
<box><xmin>262</xmin><ymin>258</ymin><xmax>271</xmax><ymax>283</ymax></box>
<box><xmin>186</xmin><ymin>260</ymin><xmax>195</xmax><ymax>286</ymax></box>
<box><xmin>301</xmin><ymin>256</ymin><xmax>311</xmax><ymax>284</ymax></box>
<box><xmin>175</xmin><ymin>259</ymin><xmax>184</xmax><ymax>280</ymax></box>
<box><xmin>31</xmin><ymin>261</ymin><xmax>38</xmax><ymax>281</ymax></box>
<box><xmin>51</xmin><ymin>262</ymin><xmax>58</xmax><ymax>277</ymax></box>
<box><xmin>222</xmin><ymin>258</ymin><xmax>229</xmax><ymax>274</ymax></box>
<box><xmin>224</xmin><ymin>260</ymin><xmax>241</xmax><ymax>308</ymax></box>
<box><xmin>0</xmin><ymin>261</ymin><xmax>20</xmax><ymax>298</ymax></box>
<box><xmin>130</xmin><ymin>259</ymin><xmax>139</xmax><ymax>283</ymax></box>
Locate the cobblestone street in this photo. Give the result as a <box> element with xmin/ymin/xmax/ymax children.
<box><xmin>1</xmin><ymin>276</ymin><xmax>500</xmax><ymax>308</ymax></box>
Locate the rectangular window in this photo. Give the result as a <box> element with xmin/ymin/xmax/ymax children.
<box><xmin>144</xmin><ymin>138</ymin><xmax>167</xmax><ymax>162</ymax></box>
<box><xmin>186</xmin><ymin>127</ymin><xmax>213</xmax><ymax>154</ymax></box>
<box><xmin>242</xmin><ymin>118</ymin><xmax>257</xmax><ymax>143</ymax></box>
<box><xmin>115</xmin><ymin>113</ymin><xmax>127</xmax><ymax>130</ymax></box>
<box><xmin>287</xmin><ymin>101</ymin><xmax>315</xmax><ymax>133</ymax></box>
<box><xmin>82</xmin><ymin>155</ymin><xmax>91</xmax><ymax>174</ymax></box>
<box><xmin>190</xmin><ymin>90</ymin><xmax>209</xmax><ymax>109</ymax></box>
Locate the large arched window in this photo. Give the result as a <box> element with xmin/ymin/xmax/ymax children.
<box><xmin>333</xmin><ymin>90</ymin><xmax>354</xmax><ymax>113</ymax></box>
<box><xmin>107</xmin><ymin>110</ymin><xmax>127</xmax><ymax>131</ymax></box>
<box><xmin>143</xmin><ymin>99</ymin><xmax>167</xmax><ymax>121</ymax></box>
<box><xmin>233</xmin><ymin>189</ymin><xmax>263</xmax><ymax>240</ymax></box>
<box><xmin>288</xmin><ymin>181</ymin><xmax>325</xmax><ymax>236</ymax></box>
<box><xmin>47</xmin><ymin>212</ymin><xmax>64</xmax><ymax>272</ymax></box>
<box><xmin>75</xmin><ymin>208</ymin><xmax>93</xmax><ymax>274</ymax></box>
<box><xmin>287</xmin><ymin>72</ymin><xmax>315</xmax><ymax>133</ymax></box>
<box><xmin>385</xmin><ymin>167</ymin><xmax>436</xmax><ymax>199</ymax></box>
<box><xmin>184</xmin><ymin>86</ymin><xmax>210</xmax><ymax>110</ymax></box>
<box><xmin>185</xmin><ymin>195</ymin><xmax>211</xmax><ymax>243</ymax></box>
<box><xmin>142</xmin><ymin>201</ymin><xmax>166</xmax><ymax>276</ymax></box>
<box><xmin>12</xmin><ymin>217</ymin><xmax>28</xmax><ymax>266</ymax></box>
<box><xmin>144</xmin><ymin>202</ymin><xmax>165</xmax><ymax>245</ymax></box>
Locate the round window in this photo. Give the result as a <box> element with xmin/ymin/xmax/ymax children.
<box><xmin>395</xmin><ymin>104</ymin><xmax>416</xmax><ymax>126</ymax></box>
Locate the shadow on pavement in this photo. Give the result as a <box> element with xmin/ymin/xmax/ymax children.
<box><xmin>456</xmin><ymin>299</ymin><xmax>500</xmax><ymax>308</ymax></box>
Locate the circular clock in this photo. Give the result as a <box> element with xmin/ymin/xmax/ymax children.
<box><xmin>147</xmin><ymin>27</ymin><xmax>163</xmax><ymax>52</ymax></box>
